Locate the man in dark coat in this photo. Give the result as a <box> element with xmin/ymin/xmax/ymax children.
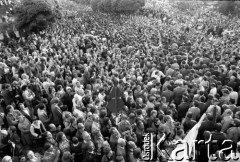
<box><xmin>197</xmin><ymin>113</ymin><xmax>216</xmax><ymax>140</ymax></box>
<box><xmin>198</xmin><ymin>96</ymin><xmax>208</xmax><ymax>116</ymax></box>
<box><xmin>177</xmin><ymin>96</ymin><xmax>190</xmax><ymax>122</ymax></box>
<box><xmin>50</xmin><ymin>98</ymin><xmax>62</xmax><ymax>127</ymax></box>
<box><xmin>173</xmin><ymin>83</ymin><xmax>186</xmax><ymax>106</ymax></box>
<box><xmin>161</xmin><ymin>85</ymin><xmax>173</xmax><ymax>103</ymax></box>
<box><xmin>1</xmin><ymin>84</ymin><xmax>14</xmax><ymax>107</ymax></box>
<box><xmin>61</xmin><ymin>87</ymin><xmax>74</xmax><ymax>113</ymax></box>
<box><xmin>107</xmin><ymin>79</ymin><xmax>124</xmax><ymax>114</ymax></box>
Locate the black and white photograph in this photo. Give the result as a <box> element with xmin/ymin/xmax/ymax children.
<box><xmin>0</xmin><ymin>0</ymin><xmax>240</xmax><ymax>162</ymax></box>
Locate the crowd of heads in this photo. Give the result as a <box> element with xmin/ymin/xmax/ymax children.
<box><xmin>0</xmin><ymin>3</ymin><xmax>240</xmax><ymax>162</ymax></box>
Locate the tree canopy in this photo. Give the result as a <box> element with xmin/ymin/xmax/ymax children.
<box><xmin>14</xmin><ymin>0</ymin><xmax>61</xmax><ymax>33</ymax></box>
<box><xmin>91</xmin><ymin>0</ymin><xmax>145</xmax><ymax>13</ymax></box>
<box><xmin>71</xmin><ymin>0</ymin><xmax>91</xmax><ymax>5</ymax></box>
<box><xmin>217</xmin><ymin>1</ymin><xmax>240</xmax><ymax>17</ymax></box>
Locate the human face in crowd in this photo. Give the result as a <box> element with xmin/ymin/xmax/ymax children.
<box><xmin>61</xmin><ymin>134</ymin><xmax>67</xmax><ymax>141</ymax></box>
<box><xmin>152</xmin><ymin>112</ymin><xmax>157</xmax><ymax>118</ymax></box>
<box><xmin>33</xmin><ymin>120</ymin><xmax>38</xmax><ymax>126</ymax></box>
<box><xmin>47</xmin><ymin>145</ymin><xmax>54</xmax><ymax>152</ymax></box>
<box><xmin>8</xmin><ymin>85</ymin><xmax>12</xmax><ymax>91</ymax></box>
<box><xmin>27</xmin><ymin>151</ymin><xmax>35</xmax><ymax>160</ymax></box>
<box><xmin>19</xmin><ymin>103</ymin><xmax>25</xmax><ymax>110</ymax></box>
<box><xmin>19</xmin><ymin>116</ymin><xmax>25</xmax><ymax>123</ymax></box>
<box><xmin>2</xmin><ymin>156</ymin><xmax>12</xmax><ymax>162</ymax></box>
<box><xmin>85</xmin><ymin>134</ymin><xmax>91</xmax><ymax>142</ymax></box>
<box><xmin>107</xmin><ymin>150</ymin><xmax>113</xmax><ymax>158</ymax></box>
<box><xmin>9</xmin><ymin>106</ymin><xmax>14</xmax><ymax>113</ymax></box>
<box><xmin>46</xmin><ymin>131</ymin><xmax>53</xmax><ymax>139</ymax></box>
<box><xmin>20</xmin><ymin>157</ymin><xmax>26</xmax><ymax>162</ymax></box>
<box><xmin>138</xmin><ymin>121</ymin><xmax>144</xmax><ymax>130</ymax></box>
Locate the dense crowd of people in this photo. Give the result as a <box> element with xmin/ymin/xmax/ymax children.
<box><xmin>0</xmin><ymin>2</ymin><xmax>240</xmax><ymax>162</ymax></box>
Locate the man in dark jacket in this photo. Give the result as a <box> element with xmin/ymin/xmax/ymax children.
<box><xmin>177</xmin><ymin>96</ymin><xmax>190</xmax><ymax>122</ymax></box>
<box><xmin>1</xmin><ymin>84</ymin><xmax>14</xmax><ymax>107</ymax></box>
<box><xmin>198</xmin><ymin>96</ymin><xmax>208</xmax><ymax>116</ymax></box>
<box><xmin>61</xmin><ymin>87</ymin><xmax>74</xmax><ymax>113</ymax></box>
<box><xmin>210</xmin><ymin>123</ymin><xmax>227</xmax><ymax>155</ymax></box>
<box><xmin>50</xmin><ymin>98</ymin><xmax>63</xmax><ymax>127</ymax></box>
<box><xmin>197</xmin><ymin>113</ymin><xmax>216</xmax><ymax>140</ymax></box>
<box><xmin>161</xmin><ymin>85</ymin><xmax>173</xmax><ymax>103</ymax></box>
<box><xmin>183</xmin><ymin>112</ymin><xmax>197</xmax><ymax>133</ymax></box>
<box><xmin>173</xmin><ymin>83</ymin><xmax>186</xmax><ymax>106</ymax></box>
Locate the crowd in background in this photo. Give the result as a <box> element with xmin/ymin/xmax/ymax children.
<box><xmin>0</xmin><ymin>3</ymin><xmax>240</xmax><ymax>162</ymax></box>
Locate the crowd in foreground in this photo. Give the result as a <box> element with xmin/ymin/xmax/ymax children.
<box><xmin>0</xmin><ymin>3</ymin><xmax>240</xmax><ymax>162</ymax></box>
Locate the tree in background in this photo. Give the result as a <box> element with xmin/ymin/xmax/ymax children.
<box><xmin>71</xmin><ymin>0</ymin><xmax>90</xmax><ymax>5</ymax></box>
<box><xmin>91</xmin><ymin>0</ymin><xmax>145</xmax><ymax>13</ymax></box>
<box><xmin>0</xmin><ymin>0</ymin><xmax>21</xmax><ymax>41</ymax></box>
<box><xmin>14</xmin><ymin>0</ymin><xmax>61</xmax><ymax>33</ymax></box>
<box><xmin>0</xmin><ymin>0</ymin><xmax>13</xmax><ymax>22</ymax></box>
<box><xmin>217</xmin><ymin>1</ymin><xmax>240</xmax><ymax>17</ymax></box>
<box><xmin>171</xmin><ymin>0</ymin><xmax>202</xmax><ymax>13</ymax></box>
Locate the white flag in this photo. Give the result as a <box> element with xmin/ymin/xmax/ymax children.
<box><xmin>169</xmin><ymin>113</ymin><xmax>206</xmax><ymax>162</ymax></box>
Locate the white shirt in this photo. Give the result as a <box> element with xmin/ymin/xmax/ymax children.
<box><xmin>37</xmin><ymin>109</ymin><xmax>48</xmax><ymax>123</ymax></box>
<box><xmin>198</xmin><ymin>85</ymin><xmax>205</xmax><ymax>92</ymax></box>
<box><xmin>209</xmin><ymin>87</ymin><xmax>217</xmax><ymax>96</ymax></box>
<box><xmin>174</xmin><ymin>79</ymin><xmax>184</xmax><ymax>86</ymax></box>
<box><xmin>98</xmin><ymin>93</ymin><xmax>105</xmax><ymax>104</ymax></box>
<box><xmin>229</xmin><ymin>91</ymin><xmax>238</xmax><ymax>104</ymax></box>
<box><xmin>30</xmin><ymin>120</ymin><xmax>44</xmax><ymax>138</ymax></box>
<box><xmin>75</xmin><ymin>86</ymin><xmax>84</xmax><ymax>94</ymax></box>
<box><xmin>151</xmin><ymin>70</ymin><xmax>165</xmax><ymax>82</ymax></box>
<box><xmin>72</xmin><ymin>78</ymin><xmax>78</xmax><ymax>87</ymax></box>
<box><xmin>42</xmin><ymin>81</ymin><xmax>50</xmax><ymax>91</ymax></box>
<box><xmin>72</xmin><ymin>94</ymin><xmax>83</xmax><ymax>110</ymax></box>
<box><xmin>200</xmin><ymin>80</ymin><xmax>209</xmax><ymax>88</ymax></box>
